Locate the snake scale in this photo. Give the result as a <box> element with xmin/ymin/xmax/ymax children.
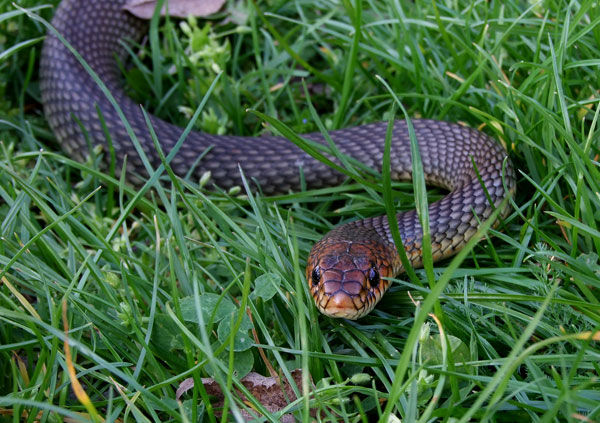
<box><xmin>40</xmin><ymin>0</ymin><xmax>515</xmax><ymax>319</ymax></box>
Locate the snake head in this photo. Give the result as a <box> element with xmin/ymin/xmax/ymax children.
<box><xmin>306</xmin><ymin>229</ymin><xmax>399</xmax><ymax>319</ymax></box>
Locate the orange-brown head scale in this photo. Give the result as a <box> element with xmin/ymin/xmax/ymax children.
<box><xmin>306</xmin><ymin>225</ymin><xmax>401</xmax><ymax>319</ymax></box>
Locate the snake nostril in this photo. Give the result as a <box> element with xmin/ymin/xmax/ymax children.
<box><xmin>311</xmin><ymin>266</ymin><xmax>321</xmax><ymax>286</ymax></box>
<box><xmin>368</xmin><ymin>266</ymin><xmax>380</xmax><ymax>288</ymax></box>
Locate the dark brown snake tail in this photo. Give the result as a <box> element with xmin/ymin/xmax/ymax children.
<box><xmin>41</xmin><ymin>0</ymin><xmax>516</xmax><ymax>319</ymax></box>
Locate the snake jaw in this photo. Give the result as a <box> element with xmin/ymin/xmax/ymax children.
<box><xmin>306</xmin><ymin>237</ymin><xmax>396</xmax><ymax>320</ymax></box>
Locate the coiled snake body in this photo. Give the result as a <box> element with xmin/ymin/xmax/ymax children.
<box><xmin>41</xmin><ymin>0</ymin><xmax>515</xmax><ymax>319</ymax></box>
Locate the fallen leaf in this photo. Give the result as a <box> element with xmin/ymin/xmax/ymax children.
<box><xmin>124</xmin><ymin>0</ymin><xmax>226</xmax><ymax>19</ymax></box>
<box><xmin>176</xmin><ymin>370</ymin><xmax>315</xmax><ymax>422</ymax></box>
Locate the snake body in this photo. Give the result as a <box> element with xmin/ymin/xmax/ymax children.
<box><xmin>41</xmin><ymin>0</ymin><xmax>515</xmax><ymax>319</ymax></box>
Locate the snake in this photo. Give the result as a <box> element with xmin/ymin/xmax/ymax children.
<box><xmin>40</xmin><ymin>0</ymin><xmax>515</xmax><ymax>320</ymax></box>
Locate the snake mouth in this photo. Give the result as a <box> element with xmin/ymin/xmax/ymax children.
<box><xmin>318</xmin><ymin>305</ymin><xmax>364</xmax><ymax>320</ymax></box>
<box><xmin>313</xmin><ymin>284</ymin><xmax>385</xmax><ymax>320</ymax></box>
<box><xmin>315</xmin><ymin>292</ymin><xmax>368</xmax><ymax>320</ymax></box>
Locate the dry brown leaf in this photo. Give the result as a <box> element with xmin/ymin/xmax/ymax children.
<box><xmin>176</xmin><ymin>370</ymin><xmax>316</xmax><ymax>422</ymax></box>
<box><xmin>124</xmin><ymin>0</ymin><xmax>226</xmax><ymax>19</ymax></box>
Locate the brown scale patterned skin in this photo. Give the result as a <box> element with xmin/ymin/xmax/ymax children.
<box><xmin>40</xmin><ymin>0</ymin><xmax>516</xmax><ymax>319</ymax></box>
<box><xmin>306</xmin><ymin>226</ymin><xmax>400</xmax><ymax>319</ymax></box>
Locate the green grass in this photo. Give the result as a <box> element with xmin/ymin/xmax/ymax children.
<box><xmin>1</xmin><ymin>0</ymin><xmax>600</xmax><ymax>422</ymax></box>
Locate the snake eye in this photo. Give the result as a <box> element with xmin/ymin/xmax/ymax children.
<box><xmin>367</xmin><ymin>266</ymin><xmax>380</xmax><ymax>288</ymax></box>
<box><xmin>311</xmin><ymin>266</ymin><xmax>321</xmax><ymax>286</ymax></box>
